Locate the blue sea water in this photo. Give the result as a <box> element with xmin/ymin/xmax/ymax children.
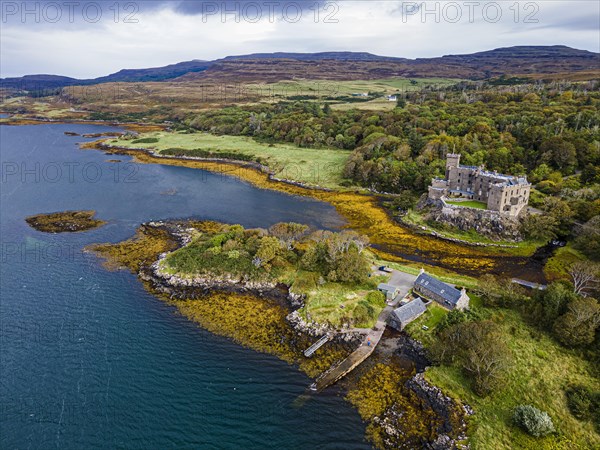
<box><xmin>0</xmin><ymin>124</ymin><xmax>370</xmax><ymax>449</ymax></box>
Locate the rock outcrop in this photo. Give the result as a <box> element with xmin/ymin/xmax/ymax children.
<box><xmin>416</xmin><ymin>198</ymin><xmax>522</xmax><ymax>242</ymax></box>
<box><xmin>406</xmin><ymin>372</ymin><xmax>473</xmax><ymax>449</ymax></box>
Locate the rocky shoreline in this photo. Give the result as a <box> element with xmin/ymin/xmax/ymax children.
<box><xmin>406</xmin><ymin>372</ymin><xmax>473</xmax><ymax>449</ymax></box>
<box><xmin>366</xmin><ymin>334</ymin><xmax>473</xmax><ymax>450</ymax></box>
<box><xmin>135</xmin><ymin>221</ymin><xmax>362</xmax><ymax>347</ymax></box>
<box><xmin>90</xmin><ymin>219</ymin><xmax>473</xmax><ymax>449</ymax></box>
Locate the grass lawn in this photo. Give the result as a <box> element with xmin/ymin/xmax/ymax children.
<box><xmin>410</xmin><ymin>308</ymin><xmax>600</xmax><ymax>449</ymax></box>
<box><xmin>445</xmin><ymin>200</ymin><xmax>488</xmax><ymax>209</ymax></box>
<box><xmin>404</xmin><ymin>304</ymin><xmax>449</xmax><ymax>344</ymax></box>
<box><xmin>108</xmin><ymin>131</ymin><xmax>350</xmax><ymax>189</ymax></box>
<box><xmin>286</xmin><ymin>268</ymin><xmax>388</xmax><ymax>328</ymax></box>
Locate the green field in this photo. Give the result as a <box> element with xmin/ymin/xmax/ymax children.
<box><xmin>406</xmin><ymin>308</ymin><xmax>600</xmax><ymax>449</ymax></box>
<box><xmin>445</xmin><ymin>200</ymin><xmax>488</xmax><ymax>209</ymax></box>
<box><xmin>109</xmin><ymin>131</ymin><xmax>350</xmax><ymax>189</ymax></box>
<box><xmin>248</xmin><ymin>78</ymin><xmax>462</xmax><ymax>99</ymax></box>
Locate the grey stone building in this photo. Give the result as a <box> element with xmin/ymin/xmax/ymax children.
<box><xmin>388</xmin><ymin>298</ymin><xmax>427</xmax><ymax>331</ymax></box>
<box><xmin>413</xmin><ymin>269</ymin><xmax>470</xmax><ymax>311</ymax></box>
<box><xmin>428</xmin><ymin>153</ymin><xmax>530</xmax><ymax>217</ymax></box>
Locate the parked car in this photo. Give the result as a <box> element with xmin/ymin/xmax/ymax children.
<box><xmin>378</xmin><ymin>265</ymin><xmax>392</xmax><ymax>273</ymax></box>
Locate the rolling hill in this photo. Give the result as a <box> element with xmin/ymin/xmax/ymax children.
<box><xmin>1</xmin><ymin>46</ymin><xmax>598</xmax><ymax>91</ymax></box>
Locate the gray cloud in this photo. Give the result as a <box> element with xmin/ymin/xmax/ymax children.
<box><xmin>1</xmin><ymin>0</ymin><xmax>598</xmax><ymax>78</ymax></box>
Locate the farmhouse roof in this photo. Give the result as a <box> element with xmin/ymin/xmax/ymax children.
<box><xmin>414</xmin><ymin>273</ymin><xmax>462</xmax><ymax>305</ymax></box>
<box><xmin>392</xmin><ymin>299</ymin><xmax>427</xmax><ymax>323</ymax></box>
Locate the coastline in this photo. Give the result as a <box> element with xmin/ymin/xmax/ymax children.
<box><xmin>88</xmin><ymin>139</ymin><xmax>541</xmax><ymax>281</ymax></box>
<box><xmin>0</xmin><ymin>116</ymin><xmax>165</xmax><ymax>133</ymax></box>
<box><xmin>2</xmin><ymin>116</ymin><xmax>541</xmax><ymax>280</ymax></box>
<box><xmin>88</xmin><ymin>219</ymin><xmax>471</xmax><ymax>449</ymax></box>
<box><xmin>87</xmin><ymin>220</ymin><xmax>361</xmax><ymax>377</ymax></box>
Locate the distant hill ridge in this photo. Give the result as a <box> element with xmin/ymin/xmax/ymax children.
<box><xmin>2</xmin><ymin>46</ymin><xmax>598</xmax><ymax>89</ymax></box>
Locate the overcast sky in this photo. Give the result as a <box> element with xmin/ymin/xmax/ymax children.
<box><xmin>1</xmin><ymin>0</ymin><xmax>598</xmax><ymax>78</ymax></box>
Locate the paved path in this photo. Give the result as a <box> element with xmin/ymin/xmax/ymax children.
<box><xmin>512</xmin><ymin>278</ymin><xmax>547</xmax><ymax>290</ymax></box>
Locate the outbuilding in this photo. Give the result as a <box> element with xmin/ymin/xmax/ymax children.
<box><xmin>377</xmin><ymin>283</ymin><xmax>399</xmax><ymax>301</ymax></box>
<box><xmin>388</xmin><ymin>298</ymin><xmax>427</xmax><ymax>331</ymax></box>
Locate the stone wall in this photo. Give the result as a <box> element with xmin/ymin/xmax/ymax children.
<box><xmin>417</xmin><ymin>198</ymin><xmax>523</xmax><ymax>241</ymax></box>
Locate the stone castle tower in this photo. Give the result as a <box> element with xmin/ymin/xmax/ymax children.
<box><xmin>429</xmin><ymin>154</ymin><xmax>530</xmax><ymax>217</ymax></box>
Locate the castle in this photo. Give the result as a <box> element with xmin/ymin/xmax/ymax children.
<box><xmin>428</xmin><ymin>154</ymin><xmax>530</xmax><ymax>217</ymax></box>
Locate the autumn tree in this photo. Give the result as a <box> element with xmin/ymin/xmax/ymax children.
<box><xmin>268</xmin><ymin>222</ymin><xmax>309</xmax><ymax>249</ymax></box>
<box><xmin>253</xmin><ymin>236</ymin><xmax>282</xmax><ymax>270</ymax></box>
<box><xmin>553</xmin><ymin>297</ymin><xmax>600</xmax><ymax>347</ymax></box>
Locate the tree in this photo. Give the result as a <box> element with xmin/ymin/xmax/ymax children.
<box><xmin>519</xmin><ymin>213</ymin><xmax>559</xmax><ymax>242</ymax></box>
<box><xmin>568</xmin><ymin>261</ymin><xmax>600</xmax><ymax>297</ymax></box>
<box><xmin>553</xmin><ymin>297</ymin><xmax>600</xmax><ymax>347</ymax></box>
<box><xmin>513</xmin><ymin>405</ymin><xmax>555</xmax><ymax>437</ymax></box>
<box><xmin>574</xmin><ymin>216</ymin><xmax>600</xmax><ymax>261</ymax></box>
<box><xmin>580</xmin><ymin>164</ymin><xmax>599</xmax><ymax>185</ymax></box>
<box><xmin>269</xmin><ymin>222</ymin><xmax>308</xmax><ymax>249</ymax></box>
<box><xmin>431</xmin><ymin>321</ymin><xmax>511</xmax><ymax>396</ymax></box>
<box><xmin>540</xmin><ymin>136</ymin><xmax>577</xmax><ymax>173</ymax></box>
<box><xmin>477</xmin><ymin>275</ymin><xmax>527</xmax><ymax>307</ymax></box>
<box><xmin>543</xmin><ymin>197</ymin><xmax>575</xmax><ymax>236</ymax></box>
<box><xmin>253</xmin><ymin>236</ymin><xmax>281</xmax><ymax>269</ymax></box>
<box><xmin>330</xmin><ymin>247</ymin><xmax>369</xmax><ymax>284</ymax></box>
<box><xmin>529</xmin><ymin>281</ymin><xmax>575</xmax><ymax>329</ymax></box>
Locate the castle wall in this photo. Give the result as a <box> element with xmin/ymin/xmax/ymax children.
<box><xmin>431</xmin><ymin>154</ymin><xmax>530</xmax><ymax>217</ymax></box>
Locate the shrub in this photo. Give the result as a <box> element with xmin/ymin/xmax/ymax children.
<box><xmin>132</xmin><ymin>137</ymin><xmax>159</xmax><ymax>144</ymax></box>
<box><xmin>513</xmin><ymin>405</ymin><xmax>555</xmax><ymax>437</ymax></box>
<box><xmin>365</xmin><ymin>291</ymin><xmax>386</xmax><ymax>308</ymax></box>
<box><xmin>227</xmin><ymin>250</ymin><xmax>240</xmax><ymax>259</ymax></box>
<box><xmin>353</xmin><ymin>301</ymin><xmax>376</xmax><ymax>327</ymax></box>
<box><xmin>431</xmin><ymin>320</ymin><xmax>511</xmax><ymax>396</ymax></box>
<box><xmin>206</xmin><ymin>246</ymin><xmax>221</xmax><ymax>256</ymax></box>
<box><xmin>566</xmin><ymin>385</ymin><xmax>600</xmax><ymax>429</ymax></box>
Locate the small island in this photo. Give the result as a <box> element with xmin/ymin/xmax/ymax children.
<box><xmin>26</xmin><ymin>210</ymin><xmax>106</xmax><ymax>233</ymax></box>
